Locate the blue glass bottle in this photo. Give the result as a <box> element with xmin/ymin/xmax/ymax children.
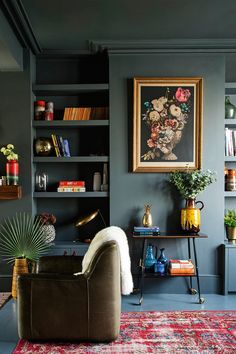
<box><xmin>144</xmin><ymin>244</ymin><xmax>157</xmax><ymax>270</ymax></box>
<box><xmin>157</xmin><ymin>248</ymin><xmax>168</xmax><ymax>273</ymax></box>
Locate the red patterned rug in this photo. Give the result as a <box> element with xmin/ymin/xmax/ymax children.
<box><xmin>14</xmin><ymin>311</ymin><xmax>236</xmax><ymax>353</ymax></box>
<box><xmin>0</xmin><ymin>292</ymin><xmax>11</xmax><ymax>309</ymax></box>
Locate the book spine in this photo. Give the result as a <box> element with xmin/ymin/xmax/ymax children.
<box><xmin>63</xmin><ymin>139</ymin><xmax>71</xmax><ymax>157</ymax></box>
<box><xmin>51</xmin><ymin>134</ymin><xmax>61</xmax><ymax>157</ymax></box>
<box><xmin>59</xmin><ymin>181</ymin><xmax>85</xmax><ymax>187</ymax></box>
<box><xmin>57</xmin><ymin>187</ymin><xmax>86</xmax><ymax>192</ymax></box>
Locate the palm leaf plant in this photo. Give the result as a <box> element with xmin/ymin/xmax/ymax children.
<box><xmin>0</xmin><ymin>212</ymin><xmax>50</xmax><ymax>263</ymax></box>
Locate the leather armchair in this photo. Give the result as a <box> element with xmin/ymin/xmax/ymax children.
<box><xmin>17</xmin><ymin>240</ymin><xmax>121</xmax><ymax>342</ymax></box>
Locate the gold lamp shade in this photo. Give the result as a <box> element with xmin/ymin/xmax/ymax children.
<box><xmin>75</xmin><ymin>209</ymin><xmax>100</xmax><ymax>227</ymax></box>
<box><xmin>75</xmin><ymin>209</ymin><xmax>106</xmax><ymax>242</ymax></box>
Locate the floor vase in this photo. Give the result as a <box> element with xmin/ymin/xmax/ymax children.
<box><xmin>12</xmin><ymin>258</ymin><xmax>28</xmax><ymax>299</ymax></box>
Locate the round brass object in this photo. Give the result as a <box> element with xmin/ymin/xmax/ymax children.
<box><xmin>226</xmin><ymin>226</ymin><xmax>236</xmax><ymax>241</ymax></box>
<box><xmin>35</xmin><ymin>137</ymin><xmax>52</xmax><ymax>156</ymax></box>
<box><xmin>75</xmin><ymin>209</ymin><xmax>99</xmax><ymax>227</ymax></box>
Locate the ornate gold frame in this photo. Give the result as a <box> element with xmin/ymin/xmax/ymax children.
<box><xmin>132</xmin><ymin>77</ymin><xmax>203</xmax><ymax>172</ymax></box>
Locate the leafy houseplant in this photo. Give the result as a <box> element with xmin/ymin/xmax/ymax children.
<box><xmin>224</xmin><ymin>210</ymin><xmax>236</xmax><ymax>227</ymax></box>
<box><xmin>224</xmin><ymin>210</ymin><xmax>236</xmax><ymax>242</ymax></box>
<box><xmin>0</xmin><ymin>213</ymin><xmax>50</xmax><ymax>298</ymax></box>
<box><xmin>169</xmin><ymin>169</ymin><xmax>217</xmax><ymax>233</ymax></box>
<box><xmin>0</xmin><ymin>144</ymin><xmax>18</xmax><ymax>161</ymax></box>
<box><xmin>169</xmin><ymin>169</ymin><xmax>217</xmax><ymax>199</ymax></box>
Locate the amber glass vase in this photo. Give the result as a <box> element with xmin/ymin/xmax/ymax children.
<box><xmin>12</xmin><ymin>258</ymin><xmax>28</xmax><ymax>299</ymax></box>
<box><xmin>181</xmin><ymin>198</ymin><xmax>204</xmax><ymax>233</ymax></box>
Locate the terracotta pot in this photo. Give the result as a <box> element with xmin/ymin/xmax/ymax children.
<box><xmin>181</xmin><ymin>198</ymin><xmax>204</xmax><ymax>234</ymax></box>
<box><xmin>12</xmin><ymin>258</ymin><xmax>28</xmax><ymax>299</ymax></box>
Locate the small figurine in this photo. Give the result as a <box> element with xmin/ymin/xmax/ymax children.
<box><xmin>142</xmin><ymin>204</ymin><xmax>153</xmax><ymax>227</ymax></box>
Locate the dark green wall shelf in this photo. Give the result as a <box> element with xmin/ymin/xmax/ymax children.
<box><xmin>33</xmin><ymin>120</ymin><xmax>109</xmax><ymax>127</ymax></box>
<box><xmin>32</xmin><ymin>83</ymin><xmax>109</xmax><ymax>95</ymax></box>
<box><xmin>33</xmin><ymin>192</ymin><xmax>108</xmax><ymax>198</ymax></box>
<box><xmin>33</xmin><ymin>156</ymin><xmax>109</xmax><ymax>163</ymax></box>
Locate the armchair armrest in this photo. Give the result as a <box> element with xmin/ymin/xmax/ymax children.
<box><xmin>17</xmin><ymin>272</ymin><xmax>87</xmax><ymax>340</ymax></box>
<box><xmin>38</xmin><ymin>255</ymin><xmax>83</xmax><ymax>274</ymax></box>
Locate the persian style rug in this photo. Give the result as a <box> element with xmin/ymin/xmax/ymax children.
<box><xmin>14</xmin><ymin>310</ymin><xmax>236</xmax><ymax>353</ymax></box>
<box><xmin>0</xmin><ymin>292</ymin><xmax>11</xmax><ymax>309</ymax></box>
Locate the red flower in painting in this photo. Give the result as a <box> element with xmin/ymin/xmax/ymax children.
<box><xmin>175</xmin><ymin>87</ymin><xmax>191</xmax><ymax>102</ymax></box>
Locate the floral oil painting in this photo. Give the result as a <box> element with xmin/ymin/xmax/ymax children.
<box><xmin>132</xmin><ymin>77</ymin><xmax>203</xmax><ymax>172</ymax></box>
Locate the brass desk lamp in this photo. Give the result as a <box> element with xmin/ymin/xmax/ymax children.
<box><xmin>75</xmin><ymin>209</ymin><xmax>106</xmax><ymax>243</ymax></box>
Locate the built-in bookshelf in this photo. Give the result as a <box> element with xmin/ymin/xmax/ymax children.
<box><xmin>32</xmin><ymin>54</ymin><xmax>109</xmax><ymax>242</ymax></box>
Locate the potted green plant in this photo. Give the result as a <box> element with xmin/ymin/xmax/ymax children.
<box><xmin>224</xmin><ymin>210</ymin><xmax>236</xmax><ymax>241</ymax></box>
<box><xmin>0</xmin><ymin>144</ymin><xmax>19</xmax><ymax>185</ymax></box>
<box><xmin>169</xmin><ymin>169</ymin><xmax>217</xmax><ymax>233</ymax></box>
<box><xmin>0</xmin><ymin>213</ymin><xmax>50</xmax><ymax>298</ymax></box>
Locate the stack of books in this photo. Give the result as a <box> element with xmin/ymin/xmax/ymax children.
<box><xmin>168</xmin><ymin>259</ymin><xmax>195</xmax><ymax>275</ymax></box>
<box><xmin>57</xmin><ymin>181</ymin><xmax>86</xmax><ymax>192</ymax></box>
<box><xmin>51</xmin><ymin>134</ymin><xmax>71</xmax><ymax>157</ymax></box>
<box><xmin>63</xmin><ymin>107</ymin><xmax>109</xmax><ymax>120</ymax></box>
<box><xmin>133</xmin><ymin>226</ymin><xmax>160</xmax><ymax>236</ymax></box>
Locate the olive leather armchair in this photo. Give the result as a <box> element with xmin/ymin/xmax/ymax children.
<box><xmin>17</xmin><ymin>240</ymin><xmax>121</xmax><ymax>342</ymax></box>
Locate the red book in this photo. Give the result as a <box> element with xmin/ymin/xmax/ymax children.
<box><xmin>59</xmin><ymin>181</ymin><xmax>85</xmax><ymax>187</ymax></box>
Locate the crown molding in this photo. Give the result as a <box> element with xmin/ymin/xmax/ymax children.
<box><xmin>89</xmin><ymin>39</ymin><xmax>236</xmax><ymax>54</ymax></box>
<box><xmin>0</xmin><ymin>0</ymin><xmax>41</xmax><ymax>54</ymax></box>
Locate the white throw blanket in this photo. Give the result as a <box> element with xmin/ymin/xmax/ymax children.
<box><xmin>75</xmin><ymin>226</ymin><xmax>133</xmax><ymax>295</ymax></box>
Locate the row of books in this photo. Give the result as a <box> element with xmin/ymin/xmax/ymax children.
<box><xmin>51</xmin><ymin>134</ymin><xmax>71</xmax><ymax>157</ymax></box>
<box><xmin>57</xmin><ymin>180</ymin><xmax>86</xmax><ymax>192</ymax></box>
<box><xmin>168</xmin><ymin>259</ymin><xmax>195</xmax><ymax>275</ymax></box>
<box><xmin>225</xmin><ymin>127</ymin><xmax>236</xmax><ymax>156</ymax></box>
<box><xmin>133</xmin><ymin>226</ymin><xmax>160</xmax><ymax>236</ymax></box>
<box><xmin>63</xmin><ymin>107</ymin><xmax>109</xmax><ymax>120</ymax></box>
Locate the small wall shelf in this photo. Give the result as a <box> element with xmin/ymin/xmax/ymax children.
<box><xmin>33</xmin><ymin>120</ymin><xmax>109</xmax><ymax>127</ymax></box>
<box><xmin>0</xmin><ymin>186</ymin><xmax>22</xmax><ymax>200</ymax></box>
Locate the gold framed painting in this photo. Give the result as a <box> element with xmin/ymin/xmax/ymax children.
<box><xmin>132</xmin><ymin>77</ymin><xmax>203</xmax><ymax>172</ymax></box>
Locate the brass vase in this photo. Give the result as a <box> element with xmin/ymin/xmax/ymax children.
<box><xmin>142</xmin><ymin>205</ymin><xmax>153</xmax><ymax>227</ymax></box>
<box><xmin>226</xmin><ymin>226</ymin><xmax>236</xmax><ymax>241</ymax></box>
<box><xmin>12</xmin><ymin>258</ymin><xmax>29</xmax><ymax>299</ymax></box>
<box><xmin>181</xmin><ymin>198</ymin><xmax>204</xmax><ymax>233</ymax></box>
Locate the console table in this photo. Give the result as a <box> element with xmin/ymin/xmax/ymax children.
<box><xmin>133</xmin><ymin>233</ymin><xmax>208</xmax><ymax>305</ymax></box>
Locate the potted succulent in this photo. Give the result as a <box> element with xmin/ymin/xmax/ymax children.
<box><xmin>224</xmin><ymin>210</ymin><xmax>236</xmax><ymax>241</ymax></box>
<box><xmin>0</xmin><ymin>213</ymin><xmax>50</xmax><ymax>298</ymax></box>
<box><xmin>38</xmin><ymin>213</ymin><xmax>57</xmax><ymax>243</ymax></box>
<box><xmin>169</xmin><ymin>169</ymin><xmax>217</xmax><ymax>233</ymax></box>
<box><xmin>0</xmin><ymin>144</ymin><xmax>19</xmax><ymax>185</ymax></box>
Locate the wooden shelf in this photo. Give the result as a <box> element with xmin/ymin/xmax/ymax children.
<box><xmin>224</xmin><ymin>156</ymin><xmax>236</xmax><ymax>162</ymax></box>
<box><xmin>33</xmin><ymin>120</ymin><xmax>109</xmax><ymax>127</ymax></box>
<box><xmin>224</xmin><ymin>191</ymin><xmax>236</xmax><ymax>197</ymax></box>
<box><xmin>0</xmin><ymin>186</ymin><xmax>22</xmax><ymax>200</ymax></box>
<box><xmin>143</xmin><ymin>272</ymin><xmax>196</xmax><ymax>278</ymax></box>
<box><xmin>224</xmin><ymin>119</ymin><xmax>236</xmax><ymax>125</ymax></box>
<box><xmin>33</xmin><ymin>191</ymin><xmax>108</xmax><ymax>198</ymax></box>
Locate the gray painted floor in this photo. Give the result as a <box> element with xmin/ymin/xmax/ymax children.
<box><xmin>1</xmin><ymin>293</ymin><xmax>236</xmax><ymax>354</ymax></box>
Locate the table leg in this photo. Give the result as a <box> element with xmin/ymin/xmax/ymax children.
<box><xmin>192</xmin><ymin>238</ymin><xmax>205</xmax><ymax>304</ymax></box>
<box><xmin>187</xmin><ymin>238</ymin><xmax>193</xmax><ymax>291</ymax></box>
<box><xmin>138</xmin><ymin>238</ymin><xmax>147</xmax><ymax>305</ymax></box>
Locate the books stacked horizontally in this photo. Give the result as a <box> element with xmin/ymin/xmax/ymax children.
<box><xmin>57</xmin><ymin>181</ymin><xmax>86</xmax><ymax>192</ymax></box>
<box><xmin>51</xmin><ymin>134</ymin><xmax>71</xmax><ymax>157</ymax></box>
<box><xmin>168</xmin><ymin>259</ymin><xmax>195</xmax><ymax>275</ymax></box>
<box><xmin>63</xmin><ymin>107</ymin><xmax>109</xmax><ymax>120</ymax></box>
<box><xmin>133</xmin><ymin>226</ymin><xmax>160</xmax><ymax>236</ymax></box>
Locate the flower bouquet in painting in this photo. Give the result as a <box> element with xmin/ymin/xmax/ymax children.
<box><xmin>142</xmin><ymin>87</ymin><xmax>192</xmax><ymax>161</ymax></box>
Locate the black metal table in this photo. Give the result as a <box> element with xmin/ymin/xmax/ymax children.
<box><xmin>133</xmin><ymin>232</ymin><xmax>208</xmax><ymax>305</ymax></box>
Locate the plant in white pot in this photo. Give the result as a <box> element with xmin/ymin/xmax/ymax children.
<box><xmin>224</xmin><ymin>210</ymin><xmax>236</xmax><ymax>241</ymax></box>
<box><xmin>0</xmin><ymin>213</ymin><xmax>50</xmax><ymax>298</ymax></box>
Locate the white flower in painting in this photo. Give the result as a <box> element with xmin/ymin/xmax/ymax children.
<box><xmin>169</xmin><ymin>104</ymin><xmax>181</xmax><ymax>118</ymax></box>
<box><xmin>149</xmin><ymin>110</ymin><xmax>160</xmax><ymax>122</ymax></box>
<box><xmin>151</xmin><ymin>99</ymin><xmax>164</xmax><ymax>112</ymax></box>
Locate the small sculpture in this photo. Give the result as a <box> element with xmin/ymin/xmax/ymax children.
<box><xmin>142</xmin><ymin>204</ymin><xmax>153</xmax><ymax>227</ymax></box>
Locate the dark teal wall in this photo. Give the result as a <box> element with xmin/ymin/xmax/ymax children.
<box><xmin>109</xmin><ymin>53</ymin><xmax>225</xmax><ymax>293</ymax></box>
<box><xmin>0</xmin><ymin>50</ymin><xmax>32</xmax><ymax>290</ymax></box>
